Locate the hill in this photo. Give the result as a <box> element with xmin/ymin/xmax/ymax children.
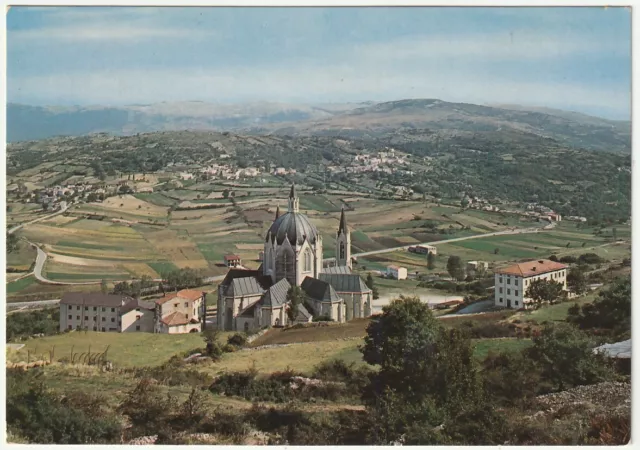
<box><xmin>6</xmin><ymin>101</ymin><xmax>363</xmax><ymax>143</ymax></box>
<box><xmin>8</xmin><ymin>99</ymin><xmax>630</xmax><ymax>154</ymax></box>
<box><xmin>271</xmin><ymin>99</ymin><xmax>631</xmax><ymax>154</ymax></box>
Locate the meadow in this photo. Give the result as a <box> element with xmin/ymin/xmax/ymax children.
<box><xmin>8</xmin><ymin>183</ymin><xmax>630</xmax><ymax>299</ymax></box>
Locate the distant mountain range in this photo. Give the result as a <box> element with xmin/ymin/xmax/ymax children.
<box><xmin>7</xmin><ymin>99</ymin><xmax>630</xmax><ymax>153</ymax></box>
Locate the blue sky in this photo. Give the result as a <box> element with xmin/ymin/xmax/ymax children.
<box><xmin>7</xmin><ymin>6</ymin><xmax>631</xmax><ymax>119</ymax></box>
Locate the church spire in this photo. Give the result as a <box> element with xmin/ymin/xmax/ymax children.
<box><xmin>275</xmin><ymin>205</ymin><xmax>280</xmax><ymax>220</ymax></box>
<box><xmin>287</xmin><ymin>183</ymin><xmax>299</xmax><ymax>213</ymax></box>
<box><xmin>338</xmin><ymin>206</ymin><xmax>347</xmax><ymax>235</ymax></box>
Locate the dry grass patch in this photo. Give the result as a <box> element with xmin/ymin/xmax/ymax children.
<box><xmin>250</xmin><ymin>319</ymin><xmax>371</xmax><ymax>347</ymax></box>
<box><xmin>100</xmin><ymin>194</ymin><xmax>168</xmax><ymax>217</ymax></box>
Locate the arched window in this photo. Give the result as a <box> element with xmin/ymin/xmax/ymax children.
<box><xmin>339</xmin><ymin>242</ymin><xmax>345</xmax><ymax>260</ymax></box>
<box><xmin>304</xmin><ymin>250</ymin><xmax>312</xmax><ymax>272</ymax></box>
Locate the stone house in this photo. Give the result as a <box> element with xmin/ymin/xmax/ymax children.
<box><xmin>154</xmin><ymin>289</ymin><xmax>206</xmax><ymax>334</ymax></box>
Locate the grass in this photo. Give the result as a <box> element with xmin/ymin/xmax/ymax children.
<box><xmin>6</xmin><ymin>275</ymin><xmax>37</xmax><ymax>295</ymax></box>
<box><xmin>148</xmin><ymin>261</ymin><xmax>180</xmax><ymax>276</ymax></box>
<box><xmin>472</xmin><ymin>338</ymin><xmax>533</xmax><ymax>360</ymax></box>
<box><xmin>510</xmin><ymin>291</ymin><xmax>600</xmax><ymax>324</ymax></box>
<box><xmin>250</xmin><ymin>319</ymin><xmax>371</xmax><ymax>346</ymax></box>
<box><xmin>208</xmin><ymin>339</ymin><xmax>365</xmax><ymax>375</ymax></box>
<box><xmin>7</xmin><ymin>331</ymin><xmax>230</xmax><ymax>368</ymax></box>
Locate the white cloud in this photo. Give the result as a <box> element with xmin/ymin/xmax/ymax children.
<box><xmin>11</xmin><ymin>24</ymin><xmax>215</xmax><ymax>42</ymax></box>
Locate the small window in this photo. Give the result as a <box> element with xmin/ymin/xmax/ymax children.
<box><xmin>77</xmin><ymin>305</ymin><xmax>80</xmax><ymax>310</ymax></box>
<box><xmin>111</xmin><ymin>318</ymin><xmax>115</xmax><ymax>323</ymax></box>
<box><xmin>136</xmin><ymin>315</ymin><xmax>141</xmax><ymax>321</ymax></box>
<box><xmin>174</xmin><ymin>303</ymin><xmax>179</xmax><ymax>308</ymax></box>
<box><xmin>68</xmin><ymin>325</ymin><xmax>73</xmax><ymax>330</ymax></box>
<box><xmin>68</xmin><ymin>315</ymin><xmax>72</xmax><ymax>320</ymax></box>
<box><xmin>186</xmin><ymin>314</ymin><xmax>189</xmax><ymax>319</ymax></box>
<box><xmin>507</xmin><ymin>279</ymin><xmax>511</xmax><ymax>285</ymax></box>
<box><xmin>93</xmin><ymin>307</ymin><xmax>97</xmax><ymax>311</ymax></box>
<box><xmin>515</xmin><ymin>290</ymin><xmax>519</xmax><ymax>296</ymax></box>
<box><xmin>515</xmin><ymin>279</ymin><xmax>519</xmax><ymax>286</ymax></box>
<box><xmin>102</xmin><ymin>307</ymin><xmax>105</xmax><ymax>312</ymax></box>
<box><xmin>499</xmin><ymin>297</ymin><xmax>503</xmax><ymax>303</ymax></box>
<box><xmin>499</xmin><ymin>277</ymin><xmax>503</xmax><ymax>283</ymax></box>
<box><xmin>507</xmin><ymin>289</ymin><xmax>511</xmax><ymax>295</ymax></box>
<box><xmin>101</xmin><ymin>327</ymin><xmax>105</xmax><ymax>332</ymax></box>
<box><xmin>102</xmin><ymin>317</ymin><xmax>105</xmax><ymax>322</ymax></box>
<box><xmin>499</xmin><ymin>287</ymin><xmax>503</xmax><ymax>294</ymax></box>
<box><xmin>184</xmin><ymin>302</ymin><xmax>188</xmax><ymax>308</ymax></box>
<box><xmin>85</xmin><ymin>307</ymin><xmax>88</xmax><ymax>311</ymax></box>
<box><xmin>84</xmin><ymin>316</ymin><xmax>88</xmax><ymax>321</ymax></box>
<box><xmin>93</xmin><ymin>326</ymin><xmax>97</xmax><ymax>331</ymax></box>
<box><xmin>111</xmin><ymin>308</ymin><xmax>115</xmax><ymax>312</ymax></box>
<box><xmin>76</xmin><ymin>315</ymin><xmax>80</xmax><ymax>320</ymax></box>
<box><xmin>136</xmin><ymin>325</ymin><xmax>140</xmax><ymax>331</ymax></box>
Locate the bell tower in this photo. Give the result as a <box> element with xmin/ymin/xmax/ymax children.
<box><xmin>288</xmin><ymin>184</ymin><xmax>299</xmax><ymax>213</ymax></box>
<box><xmin>336</xmin><ymin>207</ymin><xmax>351</xmax><ymax>269</ymax></box>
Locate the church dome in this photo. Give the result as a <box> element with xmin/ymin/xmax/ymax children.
<box><xmin>266</xmin><ymin>211</ymin><xmax>319</xmax><ymax>245</ymax></box>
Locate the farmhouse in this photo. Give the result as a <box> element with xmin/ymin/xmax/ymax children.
<box><xmin>154</xmin><ymin>289</ymin><xmax>206</xmax><ymax>334</ymax></box>
<box><xmin>217</xmin><ymin>184</ymin><xmax>373</xmax><ymax>332</ymax></box>
<box><xmin>494</xmin><ymin>259</ymin><xmax>567</xmax><ymax>309</ymax></box>
<box><xmin>58</xmin><ymin>293</ymin><xmax>154</xmax><ymax>333</ymax></box>
<box><xmin>386</xmin><ymin>265</ymin><xmax>408</xmax><ymax>280</ymax></box>
<box><xmin>224</xmin><ymin>254</ymin><xmax>242</xmax><ymax>268</ymax></box>
<box><xmin>409</xmin><ymin>244</ymin><xmax>437</xmax><ymax>255</ymax></box>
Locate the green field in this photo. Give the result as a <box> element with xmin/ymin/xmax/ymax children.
<box><xmin>8</xmin><ymin>331</ymin><xmax>231</xmax><ymax>368</ymax></box>
<box><xmin>472</xmin><ymin>338</ymin><xmax>533</xmax><ymax>360</ymax></box>
<box><xmin>6</xmin><ymin>275</ymin><xmax>37</xmax><ymax>294</ymax></box>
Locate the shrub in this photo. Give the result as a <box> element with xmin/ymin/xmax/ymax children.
<box><xmin>227</xmin><ymin>333</ymin><xmax>248</xmax><ymax>347</ymax></box>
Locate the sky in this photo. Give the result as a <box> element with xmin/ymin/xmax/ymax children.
<box><xmin>6</xmin><ymin>6</ymin><xmax>632</xmax><ymax>120</ymax></box>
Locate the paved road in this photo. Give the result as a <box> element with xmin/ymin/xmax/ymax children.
<box><xmin>8</xmin><ymin>203</ymin><xmax>71</xmax><ymax>235</ymax></box>
<box><xmin>323</xmin><ymin>227</ymin><xmax>542</xmax><ymax>263</ymax></box>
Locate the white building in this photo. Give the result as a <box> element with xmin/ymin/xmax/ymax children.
<box><xmin>386</xmin><ymin>265</ymin><xmax>408</xmax><ymax>280</ymax></box>
<box><xmin>494</xmin><ymin>259</ymin><xmax>568</xmax><ymax>309</ymax></box>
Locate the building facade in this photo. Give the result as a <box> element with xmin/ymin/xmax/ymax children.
<box><xmin>154</xmin><ymin>289</ymin><xmax>206</xmax><ymax>334</ymax></box>
<box><xmin>494</xmin><ymin>259</ymin><xmax>567</xmax><ymax>309</ymax></box>
<box><xmin>386</xmin><ymin>265</ymin><xmax>408</xmax><ymax>280</ymax></box>
<box><xmin>217</xmin><ymin>184</ymin><xmax>373</xmax><ymax>332</ymax></box>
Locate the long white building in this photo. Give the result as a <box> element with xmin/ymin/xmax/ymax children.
<box><xmin>494</xmin><ymin>259</ymin><xmax>567</xmax><ymax>309</ymax></box>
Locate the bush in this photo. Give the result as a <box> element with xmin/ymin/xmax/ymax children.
<box><xmin>6</xmin><ymin>369</ymin><xmax>122</xmax><ymax>444</ymax></box>
<box><xmin>578</xmin><ymin>253</ymin><xmax>604</xmax><ymax>265</ymax></box>
<box><xmin>6</xmin><ymin>308</ymin><xmax>60</xmax><ymax>342</ymax></box>
<box><xmin>559</xmin><ymin>256</ymin><xmax>577</xmax><ymax>264</ymax></box>
<box><xmin>227</xmin><ymin>333</ymin><xmax>248</xmax><ymax>347</ymax></box>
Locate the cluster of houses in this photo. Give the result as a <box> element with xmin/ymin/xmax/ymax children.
<box><xmin>199</xmin><ymin>164</ymin><xmax>264</xmax><ymax>180</ymax></box>
<box><xmin>58</xmin><ymin>289</ymin><xmax>206</xmax><ymax>334</ymax></box>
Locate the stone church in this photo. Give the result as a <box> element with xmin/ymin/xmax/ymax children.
<box><xmin>217</xmin><ymin>185</ymin><xmax>373</xmax><ymax>332</ymax></box>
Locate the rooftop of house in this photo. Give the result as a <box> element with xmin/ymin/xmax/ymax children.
<box><xmin>60</xmin><ymin>292</ymin><xmax>133</xmax><ymax>308</ymax></box>
<box><xmin>160</xmin><ymin>311</ymin><xmax>199</xmax><ymax>327</ymax></box>
<box><xmin>155</xmin><ymin>289</ymin><xmax>205</xmax><ymax>305</ymax></box>
<box><xmin>224</xmin><ymin>254</ymin><xmax>241</xmax><ymax>261</ymax></box>
<box><xmin>121</xmin><ymin>298</ymin><xmax>155</xmax><ymax>315</ymax></box>
<box><xmin>495</xmin><ymin>259</ymin><xmax>567</xmax><ymax>277</ymax></box>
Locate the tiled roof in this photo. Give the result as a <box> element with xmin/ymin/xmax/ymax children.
<box><xmin>224</xmin><ymin>254</ymin><xmax>241</xmax><ymax>260</ymax></box>
<box><xmin>496</xmin><ymin>259</ymin><xmax>567</xmax><ymax>277</ymax></box>
<box><xmin>121</xmin><ymin>298</ymin><xmax>155</xmax><ymax>315</ymax></box>
<box><xmin>155</xmin><ymin>289</ymin><xmax>204</xmax><ymax>305</ymax></box>
<box><xmin>262</xmin><ymin>278</ymin><xmax>291</xmax><ymax>308</ymax></box>
<box><xmin>60</xmin><ymin>292</ymin><xmax>132</xmax><ymax>308</ymax></box>
<box><xmin>301</xmin><ymin>277</ymin><xmax>341</xmax><ymax>303</ymax></box>
<box><xmin>321</xmin><ymin>265</ymin><xmax>352</xmax><ymax>275</ymax></box>
<box><xmin>160</xmin><ymin>311</ymin><xmax>190</xmax><ymax>326</ymax></box>
<box><xmin>318</xmin><ymin>273</ymin><xmax>371</xmax><ymax>293</ymax></box>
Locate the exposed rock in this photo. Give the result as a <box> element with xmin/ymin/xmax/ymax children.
<box><xmin>127</xmin><ymin>435</ymin><xmax>158</xmax><ymax>445</ymax></box>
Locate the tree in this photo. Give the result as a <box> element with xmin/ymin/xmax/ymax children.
<box><xmin>446</xmin><ymin>256</ymin><xmax>465</xmax><ymax>281</ymax></box>
<box><xmin>7</xmin><ymin>233</ymin><xmax>19</xmax><ymax>254</ymax></box>
<box><xmin>493</xmin><ymin>248</ymin><xmax>500</xmax><ymax>255</ymax></box>
<box><xmin>525</xmin><ymin>323</ymin><xmax>613</xmax><ymax>391</ymax></box>
<box><xmin>526</xmin><ymin>279</ymin><xmax>564</xmax><ymax>307</ymax></box>
<box><xmin>203</xmin><ymin>329</ymin><xmax>223</xmax><ymax>361</ymax></box>
<box><xmin>286</xmin><ymin>285</ymin><xmax>305</xmax><ymax>323</ymax></box>
<box><xmin>427</xmin><ymin>252</ymin><xmax>436</xmax><ymax>270</ymax></box>
<box><xmin>100</xmin><ymin>279</ymin><xmax>108</xmax><ymax>294</ymax></box>
<box><xmin>567</xmin><ymin>276</ymin><xmax>631</xmax><ymax>337</ymax></box>
<box><xmin>222</xmin><ymin>189</ymin><xmax>230</xmax><ymax>199</ymax></box>
<box><xmin>566</xmin><ymin>267</ymin><xmax>587</xmax><ymax>295</ymax></box>
<box><xmin>612</xmin><ymin>227</ymin><xmax>618</xmax><ymax>241</ymax></box>
<box><xmin>365</xmin><ymin>273</ymin><xmax>380</xmax><ymax>299</ymax></box>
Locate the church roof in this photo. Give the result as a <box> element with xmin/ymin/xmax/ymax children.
<box><xmin>262</xmin><ymin>278</ymin><xmax>291</xmax><ymax>308</ymax></box>
<box><xmin>318</xmin><ymin>273</ymin><xmax>371</xmax><ymax>293</ymax></box>
<box><xmin>295</xmin><ymin>303</ymin><xmax>313</xmax><ymax>322</ymax></box>
<box><xmin>220</xmin><ymin>269</ymin><xmax>272</xmax><ymax>296</ymax></box>
<box><xmin>338</xmin><ymin>207</ymin><xmax>348</xmax><ymax>235</ymax></box>
<box><xmin>322</xmin><ymin>265</ymin><xmax>352</xmax><ymax>275</ymax></box>
<box><xmin>266</xmin><ymin>211</ymin><xmax>320</xmax><ymax>245</ymax></box>
<box><xmin>301</xmin><ymin>277</ymin><xmax>341</xmax><ymax>303</ymax></box>
<box><xmin>229</xmin><ymin>277</ymin><xmax>265</xmax><ymax>297</ymax></box>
